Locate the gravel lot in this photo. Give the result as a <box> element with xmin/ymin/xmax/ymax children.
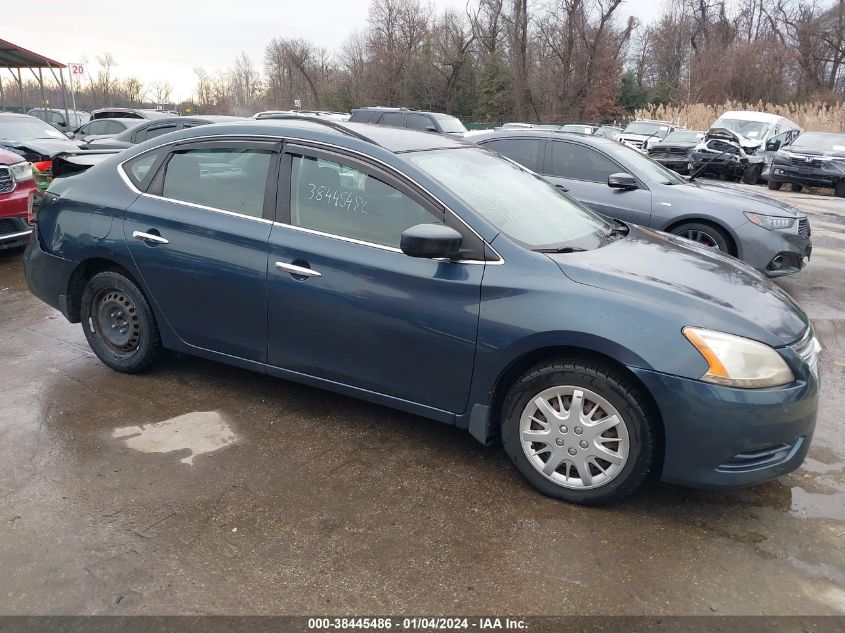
<box><xmin>1</xmin><ymin>183</ymin><xmax>844</xmax><ymax>616</ymax></box>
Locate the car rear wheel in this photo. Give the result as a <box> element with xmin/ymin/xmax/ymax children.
<box><xmin>80</xmin><ymin>271</ymin><xmax>162</xmax><ymax>373</ymax></box>
<box><xmin>834</xmin><ymin>180</ymin><xmax>845</xmax><ymax>198</ymax></box>
<box><xmin>768</xmin><ymin>180</ymin><xmax>783</xmax><ymax>190</ymax></box>
<box><xmin>500</xmin><ymin>359</ymin><xmax>656</xmax><ymax>506</ymax></box>
<box><xmin>670</xmin><ymin>222</ymin><xmax>730</xmax><ymax>253</ymax></box>
<box><xmin>742</xmin><ymin>164</ymin><xmax>762</xmax><ymax>185</ymax></box>
<box><xmin>791</xmin><ymin>183</ymin><xmax>803</xmax><ymax>192</ymax></box>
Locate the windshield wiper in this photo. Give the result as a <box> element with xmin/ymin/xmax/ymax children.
<box><xmin>534</xmin><ymin>246</ymin><xmax>587</xmax><ymax>253</ymax></box>
<box><xmin>688</xmin><ymin>148</ymin><xmax>732</xmax><ymax>182</ymax></box>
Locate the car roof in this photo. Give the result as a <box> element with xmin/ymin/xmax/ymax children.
<box><xmin>716</xmin><ymin>110</ymin><xmax>784</xmax><ymax>124</ymax></box>
<box><xmin>468</xmin><ymin>128</ymin><xmax>619</xmax><ymax>145</ymax></box>
<box><xmin>127</xmin><ymin>119</ymin><xmax>470</xmax><ymax>154</ymax></box>
<box><xmin>0</xmin><ymin>112</ymin><xmax>45</xmax><ymax>122</ymax></box>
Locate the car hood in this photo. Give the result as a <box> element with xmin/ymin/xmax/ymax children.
<box><xmin>548</xmin><ymin>225</ymin><xmax>808</xmax><ymax>346</ymax></box>
<box><xmin>666</xmin><ymin>180</ymin><xmax>804</xmax><ymax>219</ymax></box>
<box><xmin>651</xmin><ymin>141</ymin><xmax>696</xmax><ymax>150</ymax></box>
<box><xmin>705</xmin><ymin>127</ymin><xmax>762</xmax><ymax>152</ymax></box>
<box><xmin>785</xmin><ymin>148</ymin><xmax>845</xmax><ymax>160</ymax></box>
<box><xmin>0</xmin><ymin>137</ymin><xmax>81</xmax><ymax>160</ymax></box>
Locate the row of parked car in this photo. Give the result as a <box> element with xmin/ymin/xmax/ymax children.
<box><xmin>21</xmin><ymin>113</ymin><xmax>820</xmax><ymax>505</ymax></box>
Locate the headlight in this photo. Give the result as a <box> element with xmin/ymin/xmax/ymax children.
<box><xmin>683</xmin><ymin>327</ymin><xmax>795</xmax><ymax>388</ymax></box>
<box><xmin>10</xmin><ymin>161</ymin><xmax>33</xmax><ymax>182</ymax></box>
<box><xmin>744</xmin><ymin>211</ymin><xmax>795</xmax><ymax>230</ymax></box>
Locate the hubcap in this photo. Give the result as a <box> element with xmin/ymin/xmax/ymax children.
<box><xmin>677</xmin><ymin>228</ymin><xmax>720</xmax><ymax>250</ymax></box>
<box><xmin>95</xmin><ymin>290</ymin><xmax>141</xmax><ymax>353</ymax></box>
<box><xmin>519</xmin><ymin>386</ymin><xmax>630</xmax><ymax>490</ymax></box>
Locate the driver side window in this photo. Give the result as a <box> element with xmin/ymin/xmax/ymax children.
<box><xmin>288</xmin><ymin>154</ymin><xmax>440</xmax><ymax>249</ymax></box>
<box><xmin>549</xmin><ymin>141</ymin><xmax>620</xmax><ymax>183</ymax></box>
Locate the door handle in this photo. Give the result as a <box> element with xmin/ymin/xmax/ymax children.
<box><xmin>132</xmin><ymin>230</ymin><xmax>169</xmax><ymax>245</ymax></box>
<box><xmin>554</xmin><ymin>184</ymin><xmax>569</xmax><ymax>192</ymax></box>
<box><xmin>275</xmin><ymin>261</ymin><xmax>321</xmax><ymax>278</ymax></box>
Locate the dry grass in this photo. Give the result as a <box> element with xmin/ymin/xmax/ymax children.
<box><xmin>634</xmin><ymin>100</ymin><xmax>845</xmax><ymax>132</ymax></box>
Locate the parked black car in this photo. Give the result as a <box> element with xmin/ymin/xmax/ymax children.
<box><xmin>471</xmin><ymin>129</ymin><xmax>812</xmax><ymax>277</ymax></box>
<box><xmin>81</xmin><ymin>116</ymin><xmax>243</xmax><ymax>150</ymax></box>
<box><xmin>647</xmin><ymin>130</ymin><xmax>703</xmax><ymax>173</ymax></box>
<box><xmin>349</xmin><ymin>107</ymin><xmax>467</xmax><ymax>136</ymax></box>
<box><xmin>90</xmin><ymin>108</ymin><xmax>178</xmax><ymax>120</ymax></box>
<box><xmin>768</xmin><ymin>132</ymin><xmax>845</xmax><ymax>197</ymax></box>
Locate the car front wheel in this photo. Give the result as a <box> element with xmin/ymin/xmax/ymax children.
<box><xmin>80</xmin><ymin>270</ymin><xmax>162</xmax><ymax>373</ymax></box>
<box><xmin>670</xmin><ymin>222</ymin><xmax>730</xmax><ymax>253</ymax></box>
<box><xmin>500</xmin><ymin>359</ymin><xmax>657</xmax><ymax>505</ymax></box>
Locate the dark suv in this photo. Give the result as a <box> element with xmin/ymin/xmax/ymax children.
<box><xmin>349</xmin><ymin>108</ymin><xmax>466</xmax><ymax>136</ymax></box>
<box><xmin>768</xmin><ymin>132</ymin><xmax>845</xmax><ymax>197</ymax></box>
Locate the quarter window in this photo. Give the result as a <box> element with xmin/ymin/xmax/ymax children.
<box><xmin>162</xmin><ymin>147</ymin><xmax>272</xmax><ymax>217</ymax></box>
<box><xmin>549</xmin><ymin>141</ymin><xmax>619</xmax><ymax>183</ymax></box>
<box><xmin>289</xmin><ymin>155</ymin><xmax>438</xmax><ymax>248</ymax></box>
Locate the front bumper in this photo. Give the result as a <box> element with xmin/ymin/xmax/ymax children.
<box><xmin>632</xmin><ymin>363</ymin><xmax>818</xmax><ymax>488</ymax></box>
<box><xmin>769</xmin><ymin>161</ymin><xmax>844</xmax><ymax>189</ymax></box>
<box><xmin>734</xmin><ymin>219</ymin><xmax>812</xmax><ymax>277</ymax></box>
<box><xmin>690</xmin><ymin>152</ymin><xmax>745</xmax><ymax>178</ymax></box>
<box><xmin>23</xmin><ymin>226</ymin><xmax>79</xmax><ymax>320</ymax></box>
<box><xmin>652</xmin><ymin>157</ymin><xmax>691</xmax><ymax>173</ymax></box>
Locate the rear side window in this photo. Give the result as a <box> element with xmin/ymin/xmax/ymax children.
<box><xmin>486</xmin><ymin>138</ymin><xmax>543</xmax><ymax>172</ymax></box>
<box><xmin>105</xmin><ymin>120</ymin><xmax>125</xmax><ymax>134</ymax></box>
<box><xmin>143</xmin><ymin>124</ymin><xmax>179</xmax><ymax>141</ymax></box>
<box><xmin>161</xmin><ymin>147</ymin><xmax>273</xmax><ymax>218</ymax></box>
<box><xmin>289</xmin><ymin>154</ymin><xmax>438</xmax><ymax>248</ymax></box>
<box><xmin>548</xmin><ymin>141</ymin><xmax>619</xmax><ymax>182</ymax></box>
<box><xmin>379</xmin><ymin>112</ymin><xmax>405</xmax><ymax>127</ymax></box>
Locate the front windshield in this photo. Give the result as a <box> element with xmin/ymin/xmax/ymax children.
<box><xmin>603</xmin><ymin>141</ymin><xmax>686</xmax><ymax>185</ymax></box>
<box><xmin>663</xmin><ymin>131</ymin><xmax>702</xmax><ymax>143</ymax></box>
<box><xmin>712</xmin><ymin>117</ymin><xmax>771</xmax><ymax>140</ymax></box>
<box><xmin>0</xmin><ymin>119</ymin><xmax>68</xmax><ymax>140</ymax></box>
<box><xmin>790</xmin><ymin>132</ymin><xmax>845</xmax><ymax>152</ymax></box>
<box><xmin>623</xmin><ymin>122</ymin><xmax>670</xmax><ymax>137</ymax></box>
<box><xmin>406</xmin><ymin>147</ymin><xmax>612</xmax><ymax>251</ymax></box>
<box><xmin>432</xmin><ymin>114</ymin><xmax>467</xmax><ymax>134</ymax></box>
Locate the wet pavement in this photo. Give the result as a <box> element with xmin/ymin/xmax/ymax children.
<box><xmin>1</xmin><ymin>186</ymin><xmax>844</xmax><ymax>616</ymax></box>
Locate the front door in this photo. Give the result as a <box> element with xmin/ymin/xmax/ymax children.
<box><xmin>543</xmin><ymin>140</ymin><xmax>654</xmax><ymax>227</ymax></box>
<box><xmin>266</xmin><ymin>145</ymin><xmax>484</xmax><ymax>413</ymax></box>
<box><xmin>123</xmin><ymin>139</ymin><xmax>279</xmax><ymax>361</ymax></box>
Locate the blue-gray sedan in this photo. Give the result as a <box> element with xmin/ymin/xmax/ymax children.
<box><xmin>24</xmin><ymin>120</ymin><xmax>820</xmax><ymax>505</ymax></box>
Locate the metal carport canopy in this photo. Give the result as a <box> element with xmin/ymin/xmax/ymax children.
<box><xmin>0</xmin><ymin>38</ymin><xmax>69</xmax><ymax>120</ymax></box>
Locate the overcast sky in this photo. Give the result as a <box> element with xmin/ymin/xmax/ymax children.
<box><xmin>4</xmin><ymin>0</ymin><xmax>661</xmax><ymax>102</ymax></box>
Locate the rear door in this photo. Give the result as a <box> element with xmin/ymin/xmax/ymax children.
<box><xmin>265</xmin><ymin>144</ymin><xmax>485</xmax><ymax>413</ymax></box>
<box><xmin>543</xmin><ymin>140</ymin><xmax>653</xmax><ymax>227</ymax></box>
<box><xmin>123</xmin><ymin>139</ymin><xmax>279</xmax><ymax>361</ymax></box>
<box><xmin>483</xmin><ymin>137</ymin><xmax>545</xmax><ymax>173</ymax></box>
<box><xmin>378</xmin><ymin>112</ymin><xmax>406</xmax><ymax>128</ymax></box>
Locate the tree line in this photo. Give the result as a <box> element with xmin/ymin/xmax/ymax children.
<box><xmin>7</xmin><ymin>0</ymin><xmax>845</xmax><ymax>124</ymax></box>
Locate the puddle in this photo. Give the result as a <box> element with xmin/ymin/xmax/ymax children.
<box><xmin>111</xmin><ymin>410</ymin><xmax>237</xmax><ymax>465</ymax></box>
<box><xmin>790</xmin><ymin>486</ymin><xmax>845</xmax><ymax>521</ymax></box>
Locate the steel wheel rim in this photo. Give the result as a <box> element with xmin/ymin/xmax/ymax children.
<box><xmin>94</xmin><ymin>289</ymin><xmax>141</xmax><ymax>354</ymax></box>
<box><xmin>519</xmin><ymin>386</ymin><xmax>630</xmax><ymax>490</ymax></box>
<box><xmin>677</xmin><ymin>228</ymin><xmax>720</xmax><ymax>249</ymax></box>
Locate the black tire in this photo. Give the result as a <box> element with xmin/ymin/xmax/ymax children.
<box><xmin>768</xmin><ymin>180</ymin><xmax>783</xmax><ymax>190</ymax></box>
<box><xmin>742</xmin><ymin>164</ymin><xmax>762</xmax><ymax>185</ymax></box>
<box><xmin>500</xmin><ymin>358</ymin><xmax>657</xmax><ymax>506</ymax></box>
<box><xmin>835</xmin><ymin>180</ymin><xmax>845</xmax><ymax>198</ymax></box>
<box><xmin>669</xmin><ymin>221</ymin><xmax>731</xmax><ymax>253</ymax></box>
<box><xmin>791</xmin><ymin>183</ymin><xmax>803</xmax><ymax>192</ymax></box>
<box><xmin>80</xmin><ymin>271</ymin><xmax>162</xmax><ymax>373</ymax></box>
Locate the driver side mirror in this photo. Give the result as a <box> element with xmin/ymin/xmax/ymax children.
<box><xmin>766</xmin><ymin>139</ymin><xmax>781</xmax><ymax>152</ymax></box>
<box><xmin>400</xmin><ymin>224</ymin><xmax>463</xmax><ymax>259</ymax></box>
<box><xmin>608</xmin><ymin>173</ymin><xmax>639</xmax><ymax>190</ymax></box>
